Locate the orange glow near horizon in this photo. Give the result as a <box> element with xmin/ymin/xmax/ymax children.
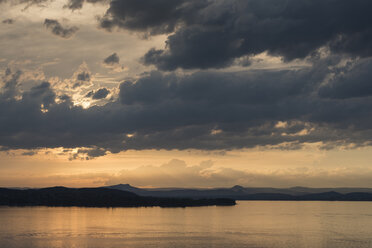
<box><xmin>2</xmin><ymin>145</ymin><xmax>372</xmax><ymax>188</ymax></box>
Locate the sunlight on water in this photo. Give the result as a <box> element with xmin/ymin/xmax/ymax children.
<box><xmin>1</xmin><ymin>201</ymin><xmax>372</xmax><ymax>248</ymax></box>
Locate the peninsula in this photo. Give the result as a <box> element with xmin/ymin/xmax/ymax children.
<box><xmin>0</xmin><ymin>187</ymin><xmax>236</xmax><ymax>208</ymax></box>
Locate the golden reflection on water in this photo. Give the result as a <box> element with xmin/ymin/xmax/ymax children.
<box><xmin>1</xmin><ymin>201</ymin><xmax>372</xmax><ymax>248</ymax></box>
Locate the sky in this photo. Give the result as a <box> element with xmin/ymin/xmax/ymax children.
<box><xmin>1</xmin><ymin>0</ymin><xmax>372</xmax><ymax>188</ymax></box>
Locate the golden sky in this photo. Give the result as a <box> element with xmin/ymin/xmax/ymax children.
<box><xmin>2</xmin><ymin>145</ymin><xmax>372</xmax><ymax>188</ymax></box>
<box><xmin>1</xmin><ymin>0</ymin><xmax>372</xmax><ymax>188</ymax></box>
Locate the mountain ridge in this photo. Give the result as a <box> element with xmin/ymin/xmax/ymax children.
<box><xmin>106</xmin><ymin>184</ymin><xmax>372</xmax><ymax>200</ymax></box>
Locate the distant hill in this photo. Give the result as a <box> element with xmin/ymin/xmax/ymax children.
<box><xmin>0</xmin><ymin>187</ymin><xmax>236</xmax><ymax>207</ymax></box>
<box><xmin>2</xmin><ymin>185</ymin><xmax>372</xmax><ymax>206</ymax></box>
<box><xmin>106</xmin><ymin>184</ymin><xmax>372</xmax><ymax>201</ymax></box>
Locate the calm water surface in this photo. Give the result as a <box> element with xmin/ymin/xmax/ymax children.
<box><xmin>1</xmin><ymin>201</ymin><xmax>372</xmax><ymax>248</ymax></box>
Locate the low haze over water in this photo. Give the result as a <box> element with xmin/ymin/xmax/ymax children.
<box><xmin>1</xmin><ymin>201</ymin><xmax>371</xmax><ymax>248</ymax></box>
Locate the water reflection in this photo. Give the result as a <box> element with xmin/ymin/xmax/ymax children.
<box><xmin>1</xmin><ymin>201</ymin><xmax>372</xmax><ymax>248</ymax></box>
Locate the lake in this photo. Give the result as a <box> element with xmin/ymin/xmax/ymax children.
<box><xmin>0</xmin><ymin>201</ymin><xmax>371</xmax><ymax>248</ymax></box>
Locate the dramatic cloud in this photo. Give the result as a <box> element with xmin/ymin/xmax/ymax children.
<box><xmin>2</xmin><ymin>56</ymin><xmax>372</xmax><ymax>154</ymax></box>
<box><xmin>86</xmin><ymin>88</ymin><xmax>110</xmax><ymax>99</ymax></box>
<box><xmin>25</xmin><ymin>81</ymin><xmax>56</xmax><ymax>108</ymax></box>
<box><xmin>44</xmin><ymin>19</ymin><xmax>79</xmax><ymax>39</ymax></box>
<box><xmin>2</xmin><ymin>0</ymin><xmax>372</xmax><ymax>158</ymax></box>
<box><xmin>99</xmin><ymin>0</ymin><xmax>372</xmax><ymax>70</ymax></box>
<box><xmin>99</xmin><ymin>0</ymin><xmax>207</xmax><ymax>34</ymax></box>
<box><xmin>103</xmin><ymin>53</ymin><xmax>120</xmax><ymax>65</ymax></box>
<box><xmin>318</xmin><ymin>59</ymin><xmax>372</xmax><ymax>99</ymax></box>
<box><xmin>102</xmin><ymin>52</ymin><xmax>125</xmax><ymax>72</ymax></box>
<box><xmin>65</xmin><ymin>0</ymin><xmax>107</xmax><ymax>10</ymax></box>
<box><xmin>69</xmin><ymin>147</ymin><xmax>107</xmax><ymax>160</ymax></box>
<box><xmin>2</xmin><ymin>0</ymin><xmax>372</xmax><ymax>192</ymax></box>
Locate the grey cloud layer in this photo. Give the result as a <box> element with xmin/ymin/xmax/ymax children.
<box><xmin>76</xmin><ymin>71</ymin><xmax>90</xmax><ymax>81</ymax></box>
<box><xmin>65</xmin><ymin>0</ymin><xmax>107</xmax><ymax>9</ymax></box>
<box><xmin>99</xmin><ymin>0</ymin><xmax>206</xmax><ymax>34</ymax></box>
<box><xmin>86</xmin><ymin>88</ymin><xmax>110</xmax><ymax>99</ymax></box>
<box><xmin>44</xmin><ymin>19</ymin><xmax>79</xmax><ymax>39</ymax></box>
<box><xmin>103</xmin><ymin>53</ymin><xmax>120</xmax><ymax>65</ymax></box>
<box><xmin>99</xmin><ymin>0</ymin><xmax>372</xmax><ymax>70</ymax></box>
<box><xmin>2</xmin><ymin>0</ymin><xmax>372</xmax><ymax>155</ymax></box>
<box><xmin>2</xmin><ymin>55</ymin><xmax>372</xmax><ymax>153</ymax></box>
<box><xmin>318</xmin><ymin>59</ymin><xmax>372</xmax><ymax>99</ymax></box>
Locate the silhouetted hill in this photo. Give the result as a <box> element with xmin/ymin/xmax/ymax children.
<box><xmin>107</xmin><ymin>184</ymin><xmax>372</xmax><ymax>201</ymax></box>
<box><xmin>108</xmin><ymin>184</ymin><xmax>149</xmax><ymax>195</ymax></box>
<box><xmin>0</xmin><ymin>187</ymin><xmax>236</xmax><ymax>207</ymax></box>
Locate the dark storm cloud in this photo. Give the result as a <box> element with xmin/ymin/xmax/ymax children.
<box><xmin>2</xmin><ymin>68</ymin><xmax>22</xmax><ymax>100</ymax></box>
<box><xmin>44</xmin><ymin>19</ymin><xmax>78</xmax><ymax>39</ymax></box>
<box><xmin>99</xmin><ymin>0</ymin><xmax>207</xmax><ymax>34</ymax></box>
<box><xmin>2</xmin><ymin>56</ymin><xmax>372</xmax><ymax>154</ymax></box>
<box><xmin>103</xmin><ymin>53</ymin><xmax>120</xmax><ymax>65</ymax></box>
<box><xmin>119</xmin><ymin>68</ymin><xmax>321</xmax><ymax>106</ymax></box>
<box><xmin>24</xmin><ymin>82</ymin><xmax>56</xmax><ymax>108</ymax></box>
<box><xmin>99</xmin><ymin>0</ymin><xmax>372</xmax><ymax>70</ymax></box>
<box><xmin>86</xmin><ymin>88</ymin><xmax>110</xmax><ymax>99</ymax></box>
<box><xmin>319</xmin><ymin>59</ymin><xmax>372</xmax><ymax>99</ymax></box>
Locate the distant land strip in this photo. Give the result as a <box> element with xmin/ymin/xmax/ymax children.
<box><xmin>2</xmin><ymin>185</ymin><xmax>372</xmax><ymax>209</ymax></box>
<box><xmin>106</xmin><ymin>184</ymin><xmax>372</xmax><ymax>201</ymax></box>
<box><xmin>0</xmin><ymin>187</ymin><xmax>236</xmax><ymax>208</ymax></box>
